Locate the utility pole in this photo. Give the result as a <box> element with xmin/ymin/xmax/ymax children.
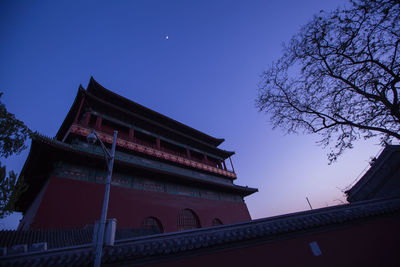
<box><xmin>87</xmin><ymin>130</ymin><xmax>118</xmax><ymax>267</ymax></box>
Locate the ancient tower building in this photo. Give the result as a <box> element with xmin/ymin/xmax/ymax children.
<box><xmin>16</xmin><ymin>78</ymin><xmax>257</xmax><ymax>232</ymax></box>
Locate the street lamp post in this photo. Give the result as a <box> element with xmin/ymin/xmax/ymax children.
<box><xmin>87</xmin><ymin>129</ymin><xmax>118</xmax><ymax>267</ymax></box>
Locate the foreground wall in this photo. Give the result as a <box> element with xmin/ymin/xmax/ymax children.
<box><xmin>23</xmin><ymin>176</ymin><xmax>251</xmax><ymax>232</ymax></box>
<box><xmin>8</xmin><ymin>198</ymin><xmax>400</xmax><ymax>266</ymax></box>
<box><xmin>143</xmin><ymin>215</ymin><xmax>400</xmax><ymax>267</ymax></box>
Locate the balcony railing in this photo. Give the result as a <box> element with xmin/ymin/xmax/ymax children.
<box><xmin>69</xmin><ymin>124</ymin><xmax>236</xmax><ymax>179</ymax></box>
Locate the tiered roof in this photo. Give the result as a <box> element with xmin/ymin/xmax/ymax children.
<box><xmin>56</xmin><ymin>77</ymin><xmax>234</xmax><ymax>159</ymax></box>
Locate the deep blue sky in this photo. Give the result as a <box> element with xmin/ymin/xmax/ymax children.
<box><xmin>0</xmin><ymin>0</ymin><xmax>383</xmax><ymax>229</ymax></box>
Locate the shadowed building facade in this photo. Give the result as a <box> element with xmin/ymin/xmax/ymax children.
<box><xmin>15</xmin><ymin>78</ymin><xmax>257</xmax><ymax>232</ymax></box>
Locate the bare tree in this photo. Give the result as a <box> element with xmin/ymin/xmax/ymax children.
<box><xmin>257</xmin><ymin>0</ymin><xmax>400</xmax><ymax>162</ymax></box>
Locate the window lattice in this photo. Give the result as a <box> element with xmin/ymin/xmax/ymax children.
<box><xmin>142</xmin><ymin>217</ymin><xmax>164</xmax><ymax>233</ymax></box>
<box><xmin>177</xmin><ymin>209</ymin><xmax>200</xmax><ymax>231</ymax></box>
<box><xmin>212</xmin><ymin>218</ymin><xmax>223</xmax><ymax>226</ymax></box>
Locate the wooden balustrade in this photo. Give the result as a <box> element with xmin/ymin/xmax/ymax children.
<box><xmin>69</xmin><ymin>124</ymin><xmax>236</xmax><ymax>179</ymax></box>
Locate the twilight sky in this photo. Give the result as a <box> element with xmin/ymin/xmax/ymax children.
<box><xmin>0</xmin><ymin>0</ymin><xmax>384</xmax><ymax>229</ymax></box>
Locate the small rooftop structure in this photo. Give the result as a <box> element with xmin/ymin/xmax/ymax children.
<box><xmin>346</xmin><ymin>145</ymin><xmax>400</xmax><ymax>202</ymax></box>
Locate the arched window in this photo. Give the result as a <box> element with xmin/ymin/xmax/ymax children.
<box><xmin>177</xmin><ymin>209</ymin><xmax>200</xmax><ymax>231</ymax></box>
<box><xmin>142</xmin><ymin>217</ymin><xmax>164</xmax><ymax>233</ymax></box>
<box><xmin>212</xmin><ymin>218</ymin><xmax>223</xmax><ymax>226</ymax></box>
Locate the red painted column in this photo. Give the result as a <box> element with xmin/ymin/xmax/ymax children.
<box><xmin>229</xmin><ymin>157</ymin><xmax>235</xmax><ymax>173</ymax></box>
<box><xmin>186</xmin><ymin>149</ymin><xmax>191</xmax><ymax>159</ymax></box>
<box><xmin>217</xmin><ymin>161</ymin><xmax>222</xmax><ymax>169</ymax></box>
<box><xmin>222</xmin><ymin>160</ymin><xmax>227</xmax><ymax>171</ymax></box>
<box><xmin>83</xmin><ymin>112</ymin><xmax>91</xmax><ymax>126</ymax></box>
<box><xmin>95</xmin><ymin>116</ymin><xmax>102</xmax><ymax>130</ymax></box>
<box><xmin>129</xmin><ymin>128</ymin><xmax>135</xmax><ymax>141</ymax></box>
<box><xmin>156</xmin><ymin>138</ymin><xmax>161</xmax><ymax>149</ymax></box>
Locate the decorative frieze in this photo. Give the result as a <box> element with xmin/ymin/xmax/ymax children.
<box><xmin>52</xmin><ymin>162</ymin><xmax>243</xmax><ymax>203</ymax></box>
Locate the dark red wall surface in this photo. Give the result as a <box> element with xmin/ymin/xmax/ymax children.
<box><xmin>146</xmin><ymin>215</ymin><xmax>400</xmax><ymax>267</ymax></box>
<box><xmin>28</xmin><ymin>177</ymin><xmax>251</xmax><ymax>232</ymax></box>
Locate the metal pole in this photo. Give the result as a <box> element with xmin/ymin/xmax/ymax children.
<box><xmin>306</xmin><ymin>197</ymin><xmax>313</xmax><ymax>210</ymax></box>
<box><xmin>94</xmin><ymin>130</ymin><xmax>118</xmax><ymax>267</ymax></box>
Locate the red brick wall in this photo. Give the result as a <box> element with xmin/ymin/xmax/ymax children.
<box><xmin>29</xmin><ymin>176</ymin><xmax>251</xmax><ymax>231</ymax></box>
<box><xmin>146</xmin><ymin>215</ymin><xmax>400</xmax><ymax>267</ymax></box>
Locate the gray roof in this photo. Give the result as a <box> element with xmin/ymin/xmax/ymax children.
<box><xmin>346</xmin><ymin>145</ymin><xmax>400</xmax><ymax>202</ymax></box>
<box><xmin>0</xmin><ymin>228</ymin><xmax>159</xmax><ymax>251</ymax></box>
<box><xmin>1</xmin><ymin>196</ymin><xmax>400</xmax><ymax>266</ymax></box>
